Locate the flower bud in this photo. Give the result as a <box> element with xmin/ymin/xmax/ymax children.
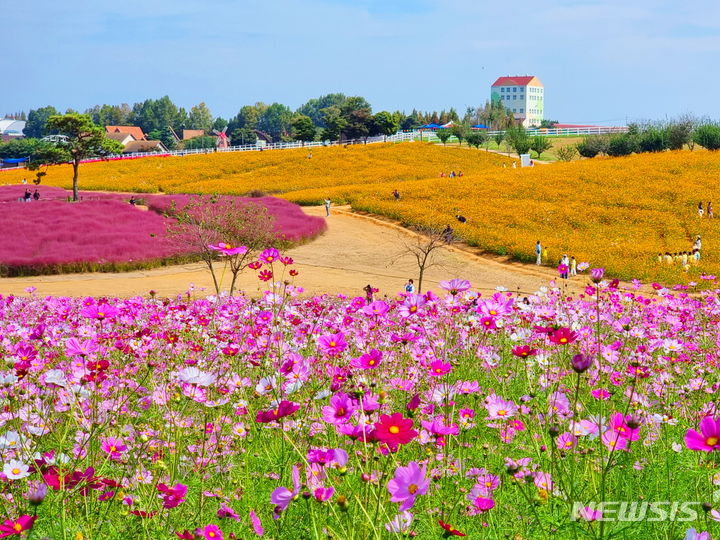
<box><xmin>29</xmin><ymin>483</ymin><xmax>48</xmax><ymax>506</ymax></box>
<box><xmin>590</xmin><ymin>268</ymin><xmax>605</xmax><ymax>283</ymax></box>
<box><xmin>571</xmin><ymin>354</ymin><xmax>592</xmax><ymax>374</ymax></box>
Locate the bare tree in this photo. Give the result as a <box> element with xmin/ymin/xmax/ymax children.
<box><xmin>391</xmin><ymin>225</ymin><xmax>454</xmax><ymax>293</ymax></box>
<box><xmin>166</xmin><ymin>195</ymin><xmax>276</xmax><ymax>295</ymax></box>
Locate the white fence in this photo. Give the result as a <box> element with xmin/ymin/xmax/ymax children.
<box><xmin>0</xmin><ymin>126</ymin><xmax>622</xmax><ymax>171</ymax></box>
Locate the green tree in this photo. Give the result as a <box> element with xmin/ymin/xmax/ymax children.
<box><xmin>297</xmin><ymin>94</ymin><xmax>347</xmax><ymax>127</ymax></box>
<box><xmin>373</xmin><ymin>111</ymin><xmax>399</xmax><ymax>141</ymax></box>
<box><xmin>493</xmin><ymin>132</ymin><xmax>505</xmax><ymax>149</ymax></box>
<box><xmin>130</xmin><ymin>96</ymin><xmax>187</xmax><ymax>134</ymax></box>
<box><xmin>539</xmin><ymin>119</ymin><xmax>558</xmax><ymax>129</ymax></box>
<box><xmin>320</xmin><ymin>106</ymin><xmax>347</xmax><ymax>142</ymax></box>
<box><xmin>28</xmin><ymin>114</ymin><xmax>123</xmax><ymax>201</ymax></box>
<box><xmin>665</xmin><ymin>118</ymin><xmax>694</xmax><ymax>150</ymax></box>
<box><xmin>340</xmin><ymin>97</ymin><xmax>373</xmax><ymax>141</ymax></box>
<box><xmin>24</xmin><ymin>106</ymin><xmax>59</xmax><ymax>138</ymax></box>
<box><xmin>292</xmin><ymin>115</ymin><xmax>317</xmax><ymax>144</ymax></box>
<box><xmin>436</xmin><ymin>129</ymin><xmax>452</xmax><ymax>145</ymax></box>
<box><xmin>85</xmin><ymin>104</ymin><xmax>131</xmax><ymax>127</ymax></box>
<box><xmin>257</xmin><ymin>103</ymin><xmax>293</xmax><ymax>141</ymax></box>
<box><xmin>0</xmin><ymin>138</ymin><xmax>43</xmax><ymax>159</ymax></box>
<box><xmin>693</xmin><ymin>124</ymin><xmax>720</xmax><ymax>150</ymax></box>
<box><xmin>229</xmin><ymin>128</ymin><xmax>257</xmax><ymax>146</ymax></box>
<box><xmin>212</xmin><ymin>117</ymin><xmax>228</xmax><ymax>132</ymax></box>
<box><xmin>530</xmin><ymin>136</ymin><xmax>552</xmax><ymax>158</ymax></box>
<box><xmin>187</xmin><ymin>102</ymin><xmax>214</xmax><ymax>132</ymax></box>
<box><xmin>506</xmin><ymin>125</ymin><xmax>532</xmax><ymax>157</ymax></box>
<box><xmin>451</xmin><ymin>124</ymin><xmax>469</xmax><ymax>146</ymax></box>
<box><xmin>465</xmin><ymin>131</ymin><xmax>487</xmax><ymax>149</ymax></box>
<box><xmin>183</xmin><ymin>136</ymin><xmax>218</xmax><ymax>150</ymax></box>
<box><xmin>227</xmin><ymin>103</ymin><xmax>267</xmax><ymax>133</ymax></box>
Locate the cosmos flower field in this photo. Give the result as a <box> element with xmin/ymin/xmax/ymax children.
<box><xmin>2</xmin><ymin>254</ymin><xmax>720</xmax><ymax>539</ymax></box>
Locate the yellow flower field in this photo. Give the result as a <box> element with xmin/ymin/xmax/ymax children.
<box><xmin>2</xmin><ymin>143</ymin><xmax>720</xmax><ymax>283</ymax></box>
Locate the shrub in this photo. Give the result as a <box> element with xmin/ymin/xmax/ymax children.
<box><xmin>607</xmin><ymin>133</ymin><xmax>639</xmax><ymax>157</ymax></box>
<box><xmin>576</xmin><ymin>135</ymin><xmax>609</xmax><ymax>158</ymax></box>
<box><xmin>638</xmin><ymin>127</ymin><xmax>668</xmax><ymax>153</ymax></box>
<box><xmin>693</xmin><ymin>124</ymin><xmax>720</xmax><ymax>150</ymax></box>
<box><xmin>555</xmin><ymin>146</ymin><xmax>578</xmax><ymax>162</ymax></box>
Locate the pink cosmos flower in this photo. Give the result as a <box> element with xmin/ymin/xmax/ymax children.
<box><xmin>318</xmin><ymin>333</ymin><xmax>348</xmax><ymax>357</ymax></box>
<box><xmin>439</xmin><ymin>278</ymin><xmax>471</xmax><ymax>295</ymax></box>
<box><xmin>373</xmin><ymin>413</ymin><xmax>418</xmax><ymax>447</ymax></box>
<box><xmin>485</xmin><ymin>396</ymin><xmax>517</xmax><ymax>419</ymax></box>
<box><xmin>208</xmin><ymin>243</ymin><xmax>248</xmax><ymax>256</ymax></box>
<box><xmin>258</xmin><ymin>270</ymin><xmax>273</xmax><ymax>281</ymax></box>
<box><xmin>607</xmin><ymin>413</ymin><xmax>640</xmax><ymax>441</ymax></box>
<box><xmin>80</xmin><ymin>303</ymin><xmax>118</xmax><ymax>321</ymax></box>
<box><xmin>685</xmin><ymin>417</ymin><xmax>720</xmax><ymax>452</ymax></box>
<box><xmin>556</xmin><ymin>432</ymin><xmax>577</xmax><ymax>450</ymax></box>
<box><xmin>321</xmin><ymin>392</ymin><xmax>356</xmax><ymax>425</ymax></box>
<box><xmin>255</xmin><ymin>401</ymin><xmax>300</xmax><ymax>423</ymax></box>
<box><xmin>387</xmin><ymin>461</ymin><xmax>430</xmax><ymax>511</ymax></box>
<box><xmin>0</xmin><ymin>515</ymin><xmax>37</xmax><ymax>537</ymax></box>
<box><xmin>259</xmin><ymin>248</ymin><xmax>280</xmax><ymax>264</ymax></box>
<box><xmin>65</xmin><ymin>337</ymin><xmax>100</xmax><ymax>357</ymax></box>
<box><xmin>314</xmin><ymin>487</ymin><xmax>335</xmax><ymax>502</ymax></box>
<box><xmin>601</xmin><ymin>430</ymin><xmax>629</xmax><ymax>452</ymax></box>
<box><xmin>591</xmin><ymin>388</ymin><xmax>611</xmax><ymax>400</ymax></box>
<box><xmin>157</xmin><ymin>483</ymin><xmax>188</xmax><ymax>509</ymax></box>
<box><xmin>351</xmin><ymin>349</ymin><xmax>383</xmax><ymax>370</ymax></box>
<box><xmin>398</xmin><ymin>295</ymin><xmax>426</xmax><ymax>317</ymax></box>
<box><xmin>101</xmin><ymin>437</ymin><xmax>127</xmax><ymax>460</ymax></box>
<box><xmin>428</xmin><ymin>360</ymin><xmax>452</xmax><ymax>377</ymax></box>
<box><xmin>217</xmin><ymin>502</ymin><xmax>241</xmax><ymax>521</ymax></box>
<box><xmin>511</xmin><ymin>345</ymin><xmax>537</xmax><ymax>358</ymax></box>
<box><xmin>249</xmin><ymin>510</ymin><xmax>264</xmax><ymax>536</ymax></box>
<box><xmin>195</xmin><ymin>524</ymin><xmax>224</xmax><ymax>540</ymax></box>
<box><xmin>362</xmin><ymin>300</ymin><xmax>390</xmax><ymax>316</ymax></box>
<box><xmin>577</xmin><ymin>506</ymin><xmax>603</xmax><ymax>521</ymax></box>
<box><xmin>549</xmin><ymin>327</ymin><xmax>578</xmax><ymax>345</ymax></box>
<box><xmin>271</xmin><ymin>465</ymin><xmax>301</xmax><ymax>517</ymax></box>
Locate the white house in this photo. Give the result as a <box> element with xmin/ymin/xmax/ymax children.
<box><xmin>490</xmin><ymin>76</ymin><xmax>544</xmax><ymax>127</ymax></box>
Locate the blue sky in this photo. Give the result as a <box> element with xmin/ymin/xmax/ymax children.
<box><xmin>3</xmin><ymin>0</ymin><xmax>719</xmax><ymax>124</ymax></box>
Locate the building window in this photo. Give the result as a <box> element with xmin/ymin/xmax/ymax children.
<box><xmin>513</xmin><ymin>87</ymin><xmax>517</xmax><ymax>92</ymax></box>
<box><xmin>520</xmin><ymin>108</ymin><xmax>524</xmax><ymax>113</ymax></box>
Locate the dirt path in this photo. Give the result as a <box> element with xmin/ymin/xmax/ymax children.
<box><xmin>1</xmin><ymin>206</ymin><xmax>584</xmax><ymax>298</ymax></box>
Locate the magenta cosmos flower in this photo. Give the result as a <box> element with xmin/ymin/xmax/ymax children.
<box><xmin>351</xmin><ymin>349</ymin><xmax>383</xmax><ymax>370</ymax></box>
<box><xmin>387</xmin><ymin>461</ymin><xmax>430</xmax><ymax>511</ymax></box>
<box><xmin>685</xmin><ymin>417</ymin><xmax>720</xmax><ymax>452</ymax></box>
<box><xmin>195</xmin><ymin>524</ymin><xmax>223</xmax><ymax>540</ymax></box>
<box><xmin>157</xmin><ymin>483</ymin><xmax>187</xmax><ymax>509</ymax></box>
<box><xmin>101</xmin><ymin>437</ymin><xmax>127</xmax><ymax>460</ymax></box>
<box><xmin>0</xmin><ymin>515</ymin><xmax>37</xmax><ymax>537</ymax></box>
<box><xmin>549</xmin><ymin>327</ymin><xmax>578</xmax><ymax>345</ymax></box>
<box><xmin>317</xmin><ymin>332</ymin><xmax>347</xmax><ymax>357</ymax></box>
<box><xmin>208</xmin><ymin>243</ymin><xmax>248</xmax><ymax>256</ymax></box>
<box><xmin>259</xmin><ymin>248</ymin><xmax>280</xmax><ymax>264</ymax></box>
<box><xmin>255</xmin><ymin>400</ymin><xmax>300</xmax><ymax>423</ymax></box>
<box><xmin>373</xmin><ymin>413</ymin><xmax>418</xmax><ymax>447</ymax></box>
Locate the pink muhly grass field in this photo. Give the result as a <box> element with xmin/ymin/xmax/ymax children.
<box><xmin>0</xmin><ymin>186</ymin><xmax>326</xmax><ymax>276</ymax></box>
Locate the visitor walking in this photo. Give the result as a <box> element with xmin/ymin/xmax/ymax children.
<box><xmin>442</xmin><ymin>224</ymin><xmax>454</xmax><ymax>243</ymax></box>
<box><xmin>32</xmin><ymin>189</ymin><xmax>40</xmax><ymax>201</ymax></box>
<box><xmin>535</xmin><ymin>241</ymin><xmax>542</xmax><ymax>265</ymax></box>
<box><xmin>570</xmin><ymin>256</ymin><xmax>577</xmax><ymax>277</ymax></box>
<box><xmin>23</xmin><ymin>189</ymin><xmax>31</xmax><ymax>202</ymax></box>
<box><xmin>324</xmin><ymin>198</ymin><xmax>331</xmax><ymax>217</ymax></box>
<box><xmin>455</xmin><ymin>215</ymin><xmax>467</xmax><ymax>224</ymax></box>
<box><xmin>542</xmin><ymin>246</ymin><xmax>548</xmax><ymax>263</ymax></box>
<box><xmin>698</xmin><ymin>202</ymin><xmax>704</xmax><ymax>218</ymax></box>
<box><xmin>404</xmin><ymin>279</ymin><xmax>415</xmax><ymax>294</ymax></box>
<box><xmin>708</xmin><ymin>201</ymin><xmax>714</xmax><ymax>218</ymax></box>
<box><xmin>392</xmin><ymin>189</ymin><xmax>401</xmax><ymax>201</ymax></box>
<box><xmin>560</xmin><ymin>254</ymin><xmax>570</xmax><ymax>279</ymax></box>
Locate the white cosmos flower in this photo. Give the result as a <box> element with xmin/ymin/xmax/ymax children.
<box><xmin>3</xmin><ymin>459</ymin><xmax>30</xmax><ymax>480</ymax></box>
<box><xmin>176</xmin><ymin>367</ymin><xmax>216</xmax><ymax>387</ymax></box>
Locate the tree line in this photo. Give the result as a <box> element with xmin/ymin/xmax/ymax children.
<box><xmin>10</xmin><ymin>94</ymin><xmax>538</xmax><ymax>152</ymax></box>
